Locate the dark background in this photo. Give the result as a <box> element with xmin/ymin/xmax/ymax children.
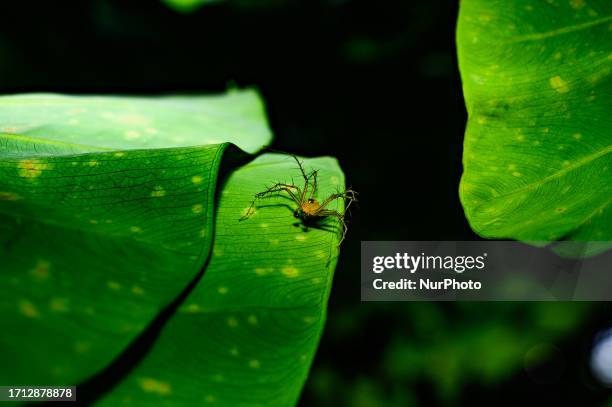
<box><xmin>1</xmin><ymin>0</ymin><xmax>610</xmax><ymax>405</ymax></box>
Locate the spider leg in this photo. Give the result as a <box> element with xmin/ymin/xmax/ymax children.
<box><xmin>309</xmin><ymin>170</ymin><xmax>318</xmax><ymax>199</ymax></box>
<box><xmin>290</xmin><ymin>154</ymin><xmax>311</xmax><ymax>202</ymax></box>
<box><xmin>318</xmin><ymin>189</ymin><xmax>358</xmax><ymax>210</ymax></box>
<box><xmin>240</xmin><ymin>183</ymin><xmax>302</xmax><ymax>221</ymax></box>
<box><xmin>317</xmin><ymin>209</ymin><xmax>349</xmax><ymax>245</ymax></box>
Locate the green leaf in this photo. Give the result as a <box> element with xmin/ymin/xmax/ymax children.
<box><xmin>456</xmin><ymin>0</ymin><xmax>611</xmax><ymax>252</ymax></box>
<box><xmin>0</xmin><ymin>89</ymin><xmax>271</xmax><ymax>154</ymax></box>
<box><xmin>0</xmin><ymin>90</ymin><xmax>268</xmax><ymax>384</ymax></box>
<box><xmin>0</xmin><ymin>91</ymin><xmax>346</xmax><ymax>406</ymax></box>
<box><xmin>98</xmin><ymin>153</ymin><xmax>345</xmax><ymax>406</ymax></box>
<box><xmin>0</xmin><ymin>139</ymin><xmax>227</xmax><ymax>385</ymax></box>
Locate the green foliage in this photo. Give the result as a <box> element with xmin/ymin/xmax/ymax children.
<box><xmin>99</xmin><ymin>154</ymin><xmax>344</xmax><ymax>406</ymax></box>
<box><xmin>0</xmin><ymin>90</ymin><xmax>346</xmax><ymax>405</ymax></box>
<box><xmin>457</xmin><ymin>0</ymin><xmax>611</xmax><ymax>253</ymax></box>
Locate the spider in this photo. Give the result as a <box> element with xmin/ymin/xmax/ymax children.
<box><xmin>240</xmin><ymin>154</ymin><xmax>357</xmax><ymax>244</ymax></box>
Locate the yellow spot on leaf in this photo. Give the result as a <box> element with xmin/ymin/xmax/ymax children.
<box><xmin>114</xmin><ymin>152</ymin><xmax>125</xmax><ymax>158</ymax></box>
<box><xmin>247</xmin><ymin>315</ymin><xmax>258</xmax><ymax>325</ymax></box>
<box><xmin>512</xmin><ymin>172</ymin><xmax>522</xmax><ymax>177</ymax></box>
<box><xmin>151</xmin><ymin>186</ymin><xmax>166</xmax><ymax>197</ymax></box>
<box><xmin>192</xmin><ymin>204</ymin><xmax>203</xmax><ymax>214</ymax></box>
<box><xmin>282</xmin><ymin>266</ymin><xmax>299</xmax><ymax>278</ymax></box>
<box><xmin>255</xmin><ymin>268</ymin><xmax>272</xmax><ymax>276</ymax></box>
<box><xmin>0</xmin><ymin>191</ymin><xmax>21</xmax><ymax>201</ymax></box>
<box><xmin>50</xmin><ymin>298</ymin><xmax>69</xmax><ymax>313</ymax></box>
<box><xmin>191</xmin><ymin>175</ymin><xmax>203</xmax><ymax>185</ymax></box>
<box><xmin>87</xmin><ymin>160</ymin><xmax>98</xmax><ymax>167</ymax></box>
<box><xmin>19</xmin><ymin>300</ymin><xmax>39</xmax><ymax>318</ymax></box>
<box><xmin>303</xmin><ymin>316</ymin><xmax>317</xmax><ymax>324</ymax></box>
<box><xmin>295</xmin><ymin>234</ymin><xmax>306</xmax><ymax>241</ymax></box>
<box><xmin>18</xmin><ymin>159</ymin><xmax>48</xmax><ymax>178</ymax></box>
<box><xmin>30</xmin><ymin>260</ymin><xmax>50</xmax><ymax>281</ymax></box>
<box><xmin>183</xmin><ymin>303</ymin><xmax>201</xmax><ymax>313</ymax></box>
<box><xmin>217</xmin><ymin>286</ymin><xmax>228</xmax><ymax>295</ymax></box>
<box><xmin>139</xmin><ymin>378</ymin><xmax>172</xmax><ymax>395</ymax></box>
<box><xmin>74</xmin><ymin>342</ymin><xmax>91</xmax><ymax>353</ymax></box>
<box><xmin>230</xmin><ymin>347</ymin><xmax>240</xmax><ymax>356</ymax></box>
<box><xmin>130</xmin><ymin>226</ymin><xmax>142</xmax><ymax>233</ymax></box>
<box><xmin>132</xmin><ymin>286</ymin><xmax>144</xmax><ymax>295</ymax></box>
<box><xmin>107</xmin><ymin>281</ymin><xmax>121</xmax><ymax>291</ymax></box>
<box><xmin>249</xmin><ymin>359</ymin><xmax>261</xmax><ymax>369</ymax></box>
<box><xmin>227</xmin><ymin>317</ymin><xmax>238</xmax><ymax>328</ymax></box>
<box><xmin>569</xmin><ymin>0</ymin><xmax>585</xmax><ymax>9</ymax></box>
<box><xmin>549</xmin><ymin>76</ymin><xmax>569</xmax><ymax>93</ymax></box>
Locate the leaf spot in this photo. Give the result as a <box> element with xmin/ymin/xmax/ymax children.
<box><xmin>549</xmin><ymin>76</ymin><xmax>570</xmax><ymax>93</ymax></box>
<box><xmin>30</xmin><ymin>260</ymin><xmax>50</xmax><ymax>281</ymax></box>
<box><xmin>49</xmin><ymin>298</ymin><xmax>69</xmax><ymax>313</ymax></box>
<box><xmin>217</xmin><ymin>286</ymin><xmax>229</xmax><ymax>295</ymax></box>
<box><xmin>0</xmin><ymin>191</ymin><xmax>22</xmax><ymax>201</ymax></box>
<box><xmin>191</xmin><ymin>175</ymin><xmax>203</xmax><ymax>185</ymax></box>
<box><xmin>130</xmin><ymin>226</ymin><xmax>143</xmax><ymax>233</ymax></box>
<box><xmin>248</xmin><ymin>359</ymin><xmax>261</xmax><ymax>369</ymax></box>
<box><xmin>18</xmin><ymin>159</ymin><xmax>48</xmax><ymax>178</ymax></box>
<box><xmin>151</xmin><ymin>186</ymin><xmax>166</xmax><ymax>198</ymax></box>
<box><xmin>107</xmin><ymin>281</ymin><xmax>122</xmax><ymax>291</ymax></box>
<box><xmin>132</xmin><ymin>286</ymin><xmax>145</xmax><ymax>295</ymax></box>
<box><xmin>139</xmin><ymin>378</ymin><xmax>172</xmax><ymax>395</ymax></box>
<box><xmin>282</xmin><ymin>266</ymin><xmax>299</xmax><ymax>278</ymax></box>
<box><xmin>247</xmin><ymin>315</ymin><xmax>258</xmax><ymax>325</ymax></box>
<box><xmin>19</xmin><ymin>300</ymin><xmax>40</xmax><ymax>318</ymax></box>
<box><xmin>227</xmin><ymin>317</ymin><xmax>238</xmax><ymax>328</ymax></box>
<box><xmin>192</xmin><ymin>204</ymin><xmax>203</xmax><ymax>214</ymax></box>
<box><xmin>569</xmin><ymin>0</ymin><xmax>585</xmax><ymax>9</ymax></box>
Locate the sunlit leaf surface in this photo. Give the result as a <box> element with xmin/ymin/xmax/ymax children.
<box><xmin>457</xmin><ymin>0</ymin><xmax>611</xmax><ymax>253</ymax></box>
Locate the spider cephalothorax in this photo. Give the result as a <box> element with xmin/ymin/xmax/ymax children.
<box><xmin>240</xmin><ymin>154</ymin><xmax>356</xmax><ymax>244</ymax></box>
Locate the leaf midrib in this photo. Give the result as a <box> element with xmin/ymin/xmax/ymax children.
<box><xmin>506</xmin><ymin>14</ymin><xmax>612</xmax><ymax>42</ymax></box>
<box><xmin>468</xmin><ymin>143</ymin><xmax>612</xmax><ymax>204</ymax></box>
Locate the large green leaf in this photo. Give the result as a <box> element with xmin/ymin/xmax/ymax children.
<box><xmin>0</xmin><ymin>91</ymin><xmax>345</xmax><ymax>406</ymax></box>
<box><xmin>98</xmin><ymin>153</ymin><xmax>344</xmax><ymax>406</ymax></box>
<box><xmin>457</xmin><ymin>0</ymin><xmax>611</xmax><ymax>252</ymax></box>
<box><xmin>0</xmin><ymin>88</ymin><xmax>270</xmax><ymax>386</ymax></box>
<box><xmin>0</xmin><ymin>139</ymin><xmax>228</xmax><ymax>386</ymax></box>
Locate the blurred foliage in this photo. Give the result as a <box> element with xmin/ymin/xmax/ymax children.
<box><xmin>304</xmin><ymin>302</ymin><xmax>594</xmax><ymax>406</ymax></box>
